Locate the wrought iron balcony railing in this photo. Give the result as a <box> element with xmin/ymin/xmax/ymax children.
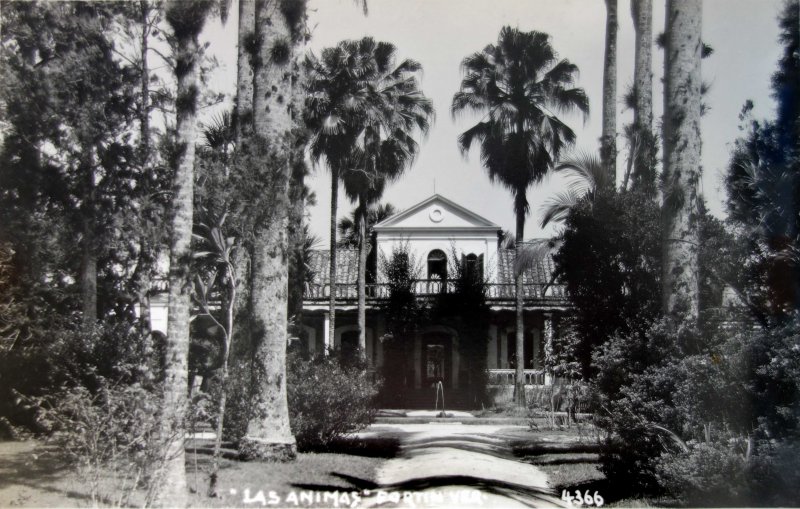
<box><xmin>303</xmin><ymin>279</ymin><xmax>567</xmax><ymax>302</ymax></box>
<box><xmin>487</xmin><ymin>369</ymin><xmax>546</xmax><ymax>386</ymax></box>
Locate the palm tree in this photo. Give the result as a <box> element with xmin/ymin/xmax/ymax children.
<box><xmin>343</xmin><ymin>42</ymin><xmax>433</xmax><ymax>358</ymax></box>
<box><xmin>662</xmin><ymin>0</ymin><xmax>703</xmax><ymax>322</ymax></box>
<box><xmin>339</xmin><ymin>202</ymin><xmax>397</xmax><ymax>247</ymax></box>
<box><xmin>540</xmin><ymin>153</ymin><xmax>610</xmax><ymax>228</ymax></box>
<box><xmin>601</xmin><ymin>0</ymin><xmax>618</xmax><ymax>185</ymax></box>
<box><xmin>152</xmin><ymin>1</ymin><xmax>213</xmax><ymax>506</ymax></box>
<box><xmin>306</xmin><ymin>38</ymin><xmax>433</xmax><ymax>359</ymax></box>
<box><xmin>630</xmin><ymin>0</ymin><xmax>656</xmax><ymax>195</ymax></box>
<box><xmin>238</xmin><ymin>0</ymin><xmax>298</xmax><ymax>461</ymax></box>
<box><xmin>452</xmin><ymin>26</ymin><xmax>588</xmax><ymax>406</ymax></box>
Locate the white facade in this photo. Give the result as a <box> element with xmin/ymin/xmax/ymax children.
<box><xmin>373</xmin><ymin>194</ymin><xmax>501</xmax><ymax>283</ymax></box>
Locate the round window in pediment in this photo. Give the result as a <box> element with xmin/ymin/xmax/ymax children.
<box><xmin>429</xmin><ymin>208</ymin><xmax>443</xmax><ymax>223</ymax></box>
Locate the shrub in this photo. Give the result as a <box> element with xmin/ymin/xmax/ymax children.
<box><xmin>220</xmin><ymin>357</ymin><xmax>253</xmax><ymax>443</ymax></box>
<box><xmin>655</xmin><ymin>442</ymin><xmax>750</xmax><ymax>506</ymax></box>
<box><xmin>655</xmin><ymin>439</ymin><xmax>800</xmax><ymax>507</ymax></box>
<box><xmin>19</xmin><ymin>379</ymin><xmax>166</xmax><ymax>507</ymax></box>
<box><xmin>286</xmin><ymin>352</ymin><xmax>379</xmax><ymax>450</ymax></box>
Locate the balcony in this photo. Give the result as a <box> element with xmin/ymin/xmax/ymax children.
<box><xmin>487</xmin><ymin>369</ymin><xmax>546</xmax><ymax>386</ymax></box>
<box><xmin>303</xmin><ymin>279</ymin><xmax>567</xmax><ymax>304</ymax></box>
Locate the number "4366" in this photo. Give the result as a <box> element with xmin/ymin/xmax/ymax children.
<box><xmin>561</xmin><ymin>490</ymin><xmax>604</xmax><ymax>507</ymax></box>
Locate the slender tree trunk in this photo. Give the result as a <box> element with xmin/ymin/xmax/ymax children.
<box><xmin>80</xmin><ymin>219</ymin><xmax>97</xmax><ymax>331</ymax></box>
<box><xmin>287</xmin><ymin>158</ymin><xmax>306</xmax><ymax>325</ymax></box>
<box><xmin>239</xmin><ymin>0</ymin><xmax>296</xmax><ymax>461</ymax></box>
<box><xmin>328</xmin><ymin>167</ymin><xmax>338</xmax><ymax>355</ymax></box>
<box><xmin>136</xmin><ymin>0</ymin><xmax>153</xmax><ymax>334</ymax></box>
<box><xmin>235</xmin><ymin>0</ymin><xmax>255</xmax><ymax>145</ymax></box>
<box><xmin>357</xmin><ymin>196</ymin><xmax>368</xmax><ymax>361</ymax></box>
<box><xmin>662</xmin><ymin>0</ymin><xmax>703</xmax><ymax>322</ymax></box>
<box><xmin>631</xmin><ymin>0</ymin><xmax>656</xmax><ymax>195</ymax></box>
<box><xmin>513</xmin><ymin>209</ymin><xmax>526</xmax><ymax>407</ymax></box>
<box><xmin>152</xmin><ymin>2</ymin><xmax>207</xmax><ymax>505</ymax></box>
<box><xmin>601</xmin><ymin>0</ymin><xmax>618</xmax><ymax>187</ymax></box>
<box><xmin>208</xmin><ymin>278</ymin><xmax>235</xmax><ymax>497</ymax></box>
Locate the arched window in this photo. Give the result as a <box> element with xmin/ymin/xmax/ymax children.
<box><xmin>427</xmin><ymin>249</ymin><xmax>447</xmax><ymax>280</ymax></box>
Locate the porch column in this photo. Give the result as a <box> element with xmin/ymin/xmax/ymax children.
<box><xmin>322</xmin><ymin>311</ymin><xmax>331</xmax><ymax>355</ymax></box>
<box><xmin>543</xmin><ymin>313</ymin><xmax>554</xmax><ymax>385</ymax></box>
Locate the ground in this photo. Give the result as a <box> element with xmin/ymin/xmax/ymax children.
<box><xmin>0</xmin><ymin>415</ymin><xmax>662</xmax><ymax>508</ymax></box>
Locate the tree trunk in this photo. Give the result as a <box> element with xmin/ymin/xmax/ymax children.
<box><xmin>239</xmin><ymin>0</ymin><xmax>296</xmax><ymax>461</ymax></box>
<box><xmin>328</xmin><ymin>166</ymin><xmax>338</xmax><ymax>355</ymax></box>
<box><xmin>513</xmin><ymin>210</ymin><xmax>526</xmax><ymax>407</ymax></box>
<box><xmin>631</xmin><ymin>0</ymin><xmax>656</xmax><ymax>195</ymax></box>
<box><xmin>136</xmin><ymin>0</ymin><xmax>154</xmax><ymax>335</ymax></box>
<box><xmin>287</xmin><ymin>158</ymin><xmax>306</xmax><ymax>325</ymax></box>
<box><xmin>357</xmin><ymin>196</ymin><xmax>368</xmax><ymax>361</ymax></box>
<box><xmin>236</xmin><ymin>0</ymin><xmax>255</xmax><ymax>145</ymax></box>
<box><xmin>208</xmin><ymin>277</ymin><xmax>235</xmax><ymax>497</ymax></box>
<box><xmin>662</xmin><ymin>0</ymin><xmax>703</xmax><ymax>322</ymax></box>
<box><xmin>80</xmin><ymin>220</ymin><xmax>97</xmax><ymax>332</ymax></box>
<box><xmin>601</xmin><ymin>0</ymin><xmax>618</xmax><ymax>187</ymax></box>
<box><xmin>152</xmin><ymin>1</ymin><xmax>206</xmax><ymax>504</ymax></box>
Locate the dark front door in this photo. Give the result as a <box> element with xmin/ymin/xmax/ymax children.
<box><xmin>422</xmin><ymin>333</ymin><xmax>452</xmax><ymax>388</ymax></box>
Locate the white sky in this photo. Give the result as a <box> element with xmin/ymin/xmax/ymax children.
<box><xmin>201</xmin><ymin>0</ymin><xmax>785</xmax><ymax>244</ymax></box>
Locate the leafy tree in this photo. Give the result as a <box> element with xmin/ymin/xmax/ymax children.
<box><xmin>725</xmin><ymin>0</ymin><xmax>800</xmax><ymax>321</ymax></box>
<box><xmin>554</xmin><ymin>190</ymin><xmax>661</xmax><ymax>380</ymax></box>
<box><xmin>378</xmin><ymin>244</ymin><xmax>423</xmax><ymax>405</ymax></box>
<box><xmin>452</xmin><ymin>26</ymin><xmax>589</xmax><ymax>406</ymax></box>
<box><xmin>431</xmin><ymin>246</ymin><xmax>491</xmax><ymax>406</ymax></box>
<box><xmin>0</xmin><ymin>1</ymin><xmax>143</xmax><ymax>331</ymax></box>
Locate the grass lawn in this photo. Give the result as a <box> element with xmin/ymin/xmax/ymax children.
<box><xmin>525</xmin><ymin>453</ymin><xmax>672</xmax><ymax>507</ymax></box>
<box><xmin>0</xmin><ymin>439</ymin><xmax>387</xmax><ymax>508</ymax></box>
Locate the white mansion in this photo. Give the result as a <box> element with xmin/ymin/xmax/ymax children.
<box><xmin>148</xmin><ymin>194</ymin><xmax>570</xmax><ymax>407</ymax></box>
<box><xmin>302</xmin><ymin>194</ymin><xmax>568</xmax><ymax>403</ymax></box>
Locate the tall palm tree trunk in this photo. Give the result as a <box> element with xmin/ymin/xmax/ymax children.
<box><xmin>233</xmin><ymin>0</ymin><xmax>254</xmax><ymax>319</ymax></box>
<box><xmin>328</xmin><ymin>168</ymin><xmax>338</xmax><ymax>354</ymax></box>
<box><xmin>631</xmin><ymin>0</ymin><xmax>656</xmax><ymax>195</ymax></box>
<box><xmin>601</xmin><ymin>0</ymin><xmax>618</xmax><ymax>185</ymax></box>
<box><xmin>239</xmin><ymin>0</ymin><xmax>296</xmax><ymax>461</ymax></box>
<box><xmin>662</xmin><ymin>0</ymin><xmax>702</xmax><ymax>322</ymax></box>
<box><xmin>152</xmin><ymin>1</ymin><xmax>208</xmax><ymax>504</ymax></box>
<box><xmin>235</xmin><ymin>0</ymin><xmax>254</xmax><ymax>145</ymax></box>
<box><xmin>357</xmin><ymin>196</ymin><xmax>368</xmax><ymax>361</ymax></box>
<box><xmin>513</xmin><ymin>209</ymin><xmax>526</xmax><ymax>407</ymax></box>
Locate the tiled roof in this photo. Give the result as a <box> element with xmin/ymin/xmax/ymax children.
<box><xmin>496</xmin><ymin>249</ymin><xmax>559</xmax><ymax>286</ymax></box>
<box><xmin>307</xmin><ymin>249</ymin><xmax>359</xmax><ymax>284</ymax></box>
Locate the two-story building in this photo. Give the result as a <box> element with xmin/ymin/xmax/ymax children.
<box><xmin>300</xmin><ymin>194</ymin><xmax>569</xmax><ymax>406</ymax></box>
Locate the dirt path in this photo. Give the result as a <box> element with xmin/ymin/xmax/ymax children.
<box><xmin>356</xmin><ymin>423</ymin><xmax>566</xmax><ymax>508</ymax></box>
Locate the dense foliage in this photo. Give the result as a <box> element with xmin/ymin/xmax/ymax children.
<box><xmin>378</xmin><ymin>244</ymin><xmax>424</xmax><ymax>404</ymax></box>
<box><xmin>431</xmin><ymin>246</ymin><xmax>491</xmax><ymax>406</ymax></box>
<box><xmin>286</xmin><ymin>352</ymin><xmax>378</xmax><ymax>450</ymax></box>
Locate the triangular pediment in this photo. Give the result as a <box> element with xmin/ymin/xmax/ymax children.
<box><xmin>374</xmin><ymin>194</ymin><xmax>500</xmax><ymax>230</ymax></box>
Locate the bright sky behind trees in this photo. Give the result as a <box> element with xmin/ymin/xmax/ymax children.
<box><xmin>201</xmin><ymin>0</ymin><xmax>784</xmax><ymax>243</ymax></box>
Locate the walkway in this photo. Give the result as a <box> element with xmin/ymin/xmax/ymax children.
<box><xmin>356</xmin><ymin>422</ymin><xmax>566</xmax><ymax>508</ymax></box>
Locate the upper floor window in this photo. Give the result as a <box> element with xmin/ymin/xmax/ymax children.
<box><xmin>427</xmin><ymin>249</ymin><xmax>447</xmax><ymax>280</ymax></box>
<box><xmin>464</xmin><ymin>253</ymin><xmax>484</xmax><ymax>281</ymax></box>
